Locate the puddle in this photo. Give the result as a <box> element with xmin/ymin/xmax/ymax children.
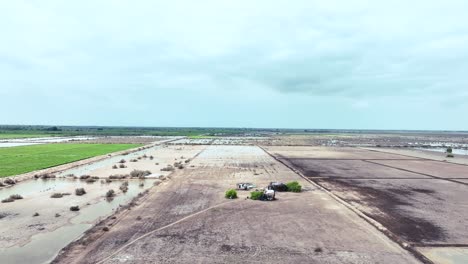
<box><xmin>0</xmin><ymin>223</ymin><xmax>91</xmax><ymax>264</ymax></box>
<box><xmin>419</xmin><ymin>247</ymin><xmax>468</xmax><ymax>264</ymax></box>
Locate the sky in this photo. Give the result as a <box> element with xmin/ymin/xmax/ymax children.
<box><xmin>1</xmin><ymin>0</ymin><xmax>468</xmax><ymax>130</ymax></box>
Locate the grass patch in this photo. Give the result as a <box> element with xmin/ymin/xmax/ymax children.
<box><xmin>250</xmin><ymin>191</ymin><xmax>263</xmax><ymax>200</ymax></box>
<box><xmin>0</xmin><ymin>143</ymin><xmax>141</xmax><ymax>177</ymax></box>
<box><xmin>225</xmin><ymin>189</ymin><xmax>238</xmax><ymax>199</ymax></box>
<box><xmin>286</xmin><ymin>181</ymin><xmax>302</xmax><ymax>192</ymax></box>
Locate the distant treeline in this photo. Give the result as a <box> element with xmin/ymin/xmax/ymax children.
<box><xmin>0</xmin><ymin>125</ymin><xmax>466</xmax><ymax>137</ymax></box>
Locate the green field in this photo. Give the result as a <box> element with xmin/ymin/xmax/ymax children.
<box><xmin>0</xmin><ymin>143</ymin><xmax>141</xmax><ymax>177</ymax></box>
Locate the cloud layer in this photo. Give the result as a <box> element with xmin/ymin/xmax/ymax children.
<box><xmin>1</xmin><ymin>0</ymin><xmax>468</xmax><ymax>129</ymax></box>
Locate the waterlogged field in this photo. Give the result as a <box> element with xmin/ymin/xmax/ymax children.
<box><xmin>0</xmin><ymin>134</ymin><xmax>52</xmax><ymax>139</ymax></box>
<box><xmin>0</xmin><ymin>143</ymin><xmax>141</xmax><ymax>177</ymax></box>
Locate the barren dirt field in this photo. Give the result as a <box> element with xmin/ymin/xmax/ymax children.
<box><xmin>268</xmin><ymin>146</ymin><xmax>468</xmax><ymax>263</ymax></box>
<box><xmin>53</xmin><ymin>145</ymin><xmax>420</xmax><ymax>264</ymax></box>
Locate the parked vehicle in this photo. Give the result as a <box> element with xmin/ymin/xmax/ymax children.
<box><xmin>267</xmin><ymin>182</ymin><xmax>288</xmax><ymax>192</ymax></box>
<box><xmin>237</xmin><ymin>183</ymin><xmax>256</xmax><ymax>190</ymax></box>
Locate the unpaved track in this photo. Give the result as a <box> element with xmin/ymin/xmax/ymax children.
<box><xmin>53</xmin><ymin>145</ymin><xmax>420</xmax><ymax>264</ymax></box>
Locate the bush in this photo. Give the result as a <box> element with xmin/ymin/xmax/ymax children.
<box><xmin>119</xmin><ymin>182</ymin><xmax>129</xmax><ymax>193</ymax></box>
<box><xmin>160</xmin><ymin>165</ymin><xmax>174</xmax><ymax>171</ymax></box>
<box><xmin>130</xmin><ymin>170</ymin><xmax>151</xmax><ymax>178</ymax></box>
<box><xmin>119</xmin><ymin>164</ymin><xmax>126</xmax><ymax>168</ymax></box>
<box><xmin>112</xmin><ymin>165</ymin><xmax>118</xmax><ymax>169</ymax></box>
<box><xmin>51</xmin><ymin>193</ymin><xmax>64</xmax><ymax>198</ymax></box>
<box><xmin>119</xmin><ymin>159</ymin><xmax>126</xmax><ymax>163</ymax></box>
<box><xmin>70</xmin><ymin>206</ymin><xmax>80</xmax><ymax>211</ymax></box>
<box><xmin>106</xmin><ymin>189</ymin><xmax>115</xmax><ymax>198</ymax></box>
<box><xmin>225</xmin><ymin>189</ymin><xmax>238</xmax><ymax>199</ymax></box>
<box><xmin>4</xmin><ymin>178</ymin><xmax>16</xmax><ymax>185</ymax></box>
<box><xmin>286</xmin><ymin>181</ymin><xmax>302</xmax><ymax>192</ymax></box>
<box><xmin>250</xmin><ymin>191</ymin><xmax>263</xmax><ymax>200</ymax></box>
<box><xmin>79</xmin><ymin>175</ymin><xmax>90</xmax><ymax>180</ymax></box>
<box><xmin>86</xmin><ymin>178</ymin><xmax>97</xmax><ymax>183</ymax></box>
<box><xmin>447</xmin><ymin>147</ymin><xmax>453</xmax><ymax>154</ymax></box>
<box><xmin>447</xmin><ymin>154</ymin><xmax>454</xmax><ymax>158</ymax></box>
<box><xmin>75</xmin><ymin>188</ymin><xmax>86</xmax><ymax>196</ymax></box>
<box><xmin>1</xmin><ymin>197</ymin><xmax>14</xmax><ymax>203</ymax></box>
<box><xmin>10</xmin><ymin>194</ymin><xmax>23</xmax><ymax>200</ymax></box>
<box><xmin>109</xmin><ymin>174</ymin><xmax>128</xmax><ymax>179</ymax></box>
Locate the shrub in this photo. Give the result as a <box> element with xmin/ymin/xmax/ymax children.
<box><xmin>120</xmin><ymin>182</ymin><xmax>129</xmax><ymax>193</ymax></box>
<box><xmin>119</xmin><ymin>164</ymin><xmax>126</xmax><ymax>168</ymax></box>
<box><xmin>106</xmin><ymin>189</ymin><xmax>115</xmax><ymax>198</ymax></box>
<box><xmin>4</xmin><ymin>178</ymin><xmax>16</xmax><ymax>185</ymax></box>
<box><xmin>10</xmin><ymin>194</ymin><xmax>23</xmax><ymax>200</ymax></box>
<box><xmin>160</xmin><ymin>165</ymin><xmax>174</xmax><ymax>171</ymax></box>
<box><xmin>250</xmin><ymin>191</ymin><xmax>263</xmax><ymax>200</ymax></box>
<box><xmin>119</xmin><ymin>159</ymin><xmax>126</xmax><ymax>163</ymax></box>
<box><xmin>447</xmin><ymin>147</ymin><xmax>453</xmax><ymax>154</ymax></box>
<box><xmin>447</xmin><ymin>154</ymin><xmax>454</xmax><ymax>158</ymax></box>
<box><xmin>150</xmin><ymin>156</ymin><xmax>154</xmax><ymax>160</ymax></box>
<box><xmin>225</xmin><ymin>189</ymin><xmax>238</xmax><ymax>199</ymax></box>
<box><xmin>130</xmin><ymin>159</ymin><xmax>138</xmax><ymax>162</ymax></box>
<box><xmin>86</xmin><ymin>178</ymin><xmax>97</xmax><ymax>183</ymax></box>
<box><xmin>79</xmin><ymin>175</ymin><xmax>90</xmax><ymax>180</ymax></box>
<box><xmin>1</xmin><ymin>197</ymin><xmax>14</xmax><ymax>203</ymax></box>
<box><xmin>130</xmin><ymin>170</ymin><xmax>151</xmax><ymax>178</ymax></box>
<box><xmin>51</xmin><ymin>193</ymin><xmax>64</xmax><ymax>198</ymax></box>
<box><xmin>103</xmin><ymin>227</ymin><xmax>110</xmax><ymax>231</ymax></box>
<box><xmin>112</xmin><ymin>165</ymin><xmax>118</xmax><ymax>169</ymax></box>
<box><xmin>286</xmin><ymin>181</ymin><xmax>302</xmax><ymax>192</ymax></box>
<box><xmin>70</xmin><ymin>206</ymin><xmax>80</xmax><ymax>211</ymax></box>
<box><xmin>33</xmin><ymin>212</ymin><xmax>39</xmax><ymax>217</ymax></box>
<box><xmin>75</xmin><ymin>188</ymin><xmax>86</xmax><ymax>196</ymax></box>
<box><xmin>109</xmin><ymin>174</ymin><xmax>128</xmax><ymax>179</ymax></box>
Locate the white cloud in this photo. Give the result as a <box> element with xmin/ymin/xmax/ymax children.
<box><xmin>0</xmin><ymin>0</ymin><xmax>467</xmax><ymax>129</ymax></box>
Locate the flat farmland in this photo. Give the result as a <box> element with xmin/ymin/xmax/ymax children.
<box><xmin>267</xmin><ymin>146</ymin><xmax>468</xmax><ymax>263</ymax></box>
<box><xmin>0</xmin><ymin>143</ymin><xmax>141</xmax><ymax>177</ymax></box>
<box><xmin>52</xmin><ymin>146</ymin><xmax>419</xmax><ymax>264</ymax></box>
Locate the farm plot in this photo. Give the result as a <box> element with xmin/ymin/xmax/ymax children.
<box><xmin>0</xmin><ymin>144</ymin><xmax>141</xmax><ymax>177</ymax></box>
<box><xmin>268</xmin><ymin>146</ymin><xmax>468</xmax><ymax>263</ymax></box>
<box><xmin>53</xmin><ymin>146</ymin><xmax>419</xmax><ymax>264</ymax></box>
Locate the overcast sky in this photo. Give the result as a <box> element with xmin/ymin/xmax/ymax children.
<box><xmin>1</xmin><ymin>1</ymin><xmax>467</xmax><ymax>130</ymax></box>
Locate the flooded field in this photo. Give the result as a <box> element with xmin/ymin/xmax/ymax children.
<box><xmin>0</xmin><ymin>137</ymin><xmax>97</xmax><ymax>148</ymax></box>
<box><xmin>0</xmin><ymin>178</ymin><xmax>153</xmax><ymax>264</ymax></box>
<box><xmin>0</xmin><ymin>142</ymin><xmax>204</xmax><ymax>263</ymax></box>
